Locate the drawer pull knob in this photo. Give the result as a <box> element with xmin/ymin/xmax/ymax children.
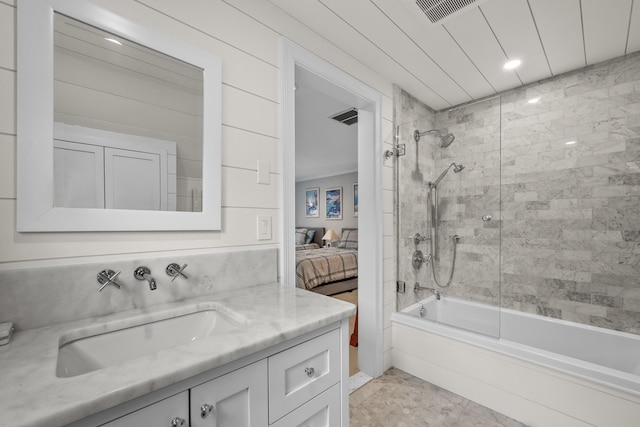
<box><xmin>170</xmin><ymin>417</ymin><xmax>185</xmax><ymax>426</ymax></box>
<box><xmin>201</xmin><ymin>403</ymin><xmax>215</xmax><ymax>418</ymax></box>
<box><xmin>305</xmin><ymin>367</ymin><xmax>315</xmax><ymax>377</ymax></box>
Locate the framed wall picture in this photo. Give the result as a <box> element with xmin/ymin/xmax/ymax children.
<box><xmin>305</xmin><ymin>187</ymin><xmax>319</xmax><ymax>217</ymax></box>
<box><xmin>325</xmin><ymin>187</ymin><xmax>342</xmax><ymax>220</ymax></box>
<box><xmin>353</xmin><ymin>183</ymin><xmax>358</xmax><ymax>217</ymax></box>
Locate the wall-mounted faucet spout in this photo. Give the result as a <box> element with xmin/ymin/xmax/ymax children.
<box><xmin>134</xmin><ymin>266</ymin><xmax>156</xmax><ymax>290</ymax></box>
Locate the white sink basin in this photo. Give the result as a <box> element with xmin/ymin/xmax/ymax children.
<box><xmin>56</xmin><ymin>303</ymin><xmax>247</xmax><ymax>378</ymax></box>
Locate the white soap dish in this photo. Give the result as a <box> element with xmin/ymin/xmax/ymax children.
<box><xmin>0</xmin><ymin>322</ymin><xmax>14</xmax><ymax>346</ymax></box>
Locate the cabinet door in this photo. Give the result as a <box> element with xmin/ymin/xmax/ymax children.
<box><xmin>190</xmin><ymin>359</ymin><xmax>268</xmax><ymax>427</ymax></box>
<box><xmin>104</xmin><ymin>147</ymin><xmax>166</xmax><ymax>210</ymax></box>
<box><xmin>100</xmin><ymin>391</ymin><xmax>188</xmax><ymax>427</ymax></box>
<box><xmin>53</xmin><ymin>140</ymin><xmax>105</xmax><ymax>208</ymax></box>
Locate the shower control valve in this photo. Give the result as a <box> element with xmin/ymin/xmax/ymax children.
<box><xmin>482</xmin><ymin>215</ymin><xmax>492</xmax><ymax>222</ymax></box>
<box><xmin>411</xmin><ymin>233</ymin><xmax>430</xmax><ymax>245</ymax></box>
<box><xmin>412</xmin><ymin>250</ymin><xmax>431</xmax><ymax>269</ymax></box>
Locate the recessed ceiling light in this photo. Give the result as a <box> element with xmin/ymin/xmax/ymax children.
<box><xmin>565</xmin><ymin>140</ymin><xmax>577</xmax><ymax>145</ymax></box>
<box><xmin>105</xmin><ymin>37</ymin><xmax>122</xmax><ymax>46</ymax></box>
<box><xmin>503</xmin><ymin>59</ymin><xmax>521</xmax><ymax>70</ymax></box>
<box><xmin>527</xmin><ymin>97</ymin><xmax>540</xmax><ymax>104</ymax></box>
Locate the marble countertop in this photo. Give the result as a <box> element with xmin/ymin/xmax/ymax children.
<box><xmin>0</xmin><ymin>283</ymin><xmax>356</xmax><ymax>427</ymax></box>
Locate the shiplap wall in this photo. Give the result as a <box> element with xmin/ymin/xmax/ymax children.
<box><xmin>1</xmin><ymin>0</ymin><xmax>395</xmax><ymax>369</ymax></box>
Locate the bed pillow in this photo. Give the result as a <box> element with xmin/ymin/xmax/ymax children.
<box><xmin>295</xmin><ymin>228</ymin><xmax>308</xmax><ymax>245</ymax></box>
<box><xmin>305</xmin><ymin>229</ymin><xmax>316</xmax><ymax>244</ymax></box>
<box><xmin>337</xmin><ymin>229</ymin><xmax>358</xmax><ymax>249</ymax></box>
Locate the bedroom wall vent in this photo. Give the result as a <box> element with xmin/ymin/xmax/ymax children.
<box><xmin>330</xmin><ymin>108</ymin><xmax>358</xmax><ymax>125</ymax></box>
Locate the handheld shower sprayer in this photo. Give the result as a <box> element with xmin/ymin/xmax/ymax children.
<box><xmin>414</xmin><ymin>129</ymin><xmax>456</xmax><ymax>147</ymax></box>
<box><xmin>430</xmin><ymin>162</ymin><xmax>465</xmax><ymax>188</ymax></box>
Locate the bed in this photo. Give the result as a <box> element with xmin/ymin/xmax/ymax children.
<box><xmin>294</xmin><ymin>227</ymin><xmax>358</xmax><ymax>296</ymax></box>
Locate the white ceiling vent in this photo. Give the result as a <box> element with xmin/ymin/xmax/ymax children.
<box><xmin>402</xmin><ymin>0</ymin><xmax>487</xmax><ymax>25</ymax></box>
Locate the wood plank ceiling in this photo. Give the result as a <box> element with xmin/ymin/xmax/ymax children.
<box><xmin>269</xmin><ymin>0</ymin><xmax>640</xmax><ymax>111</ymax></box>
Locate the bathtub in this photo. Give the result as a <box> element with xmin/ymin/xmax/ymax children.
<box><xmin>391</xmin><ymin>297</ymin><xmax>640</xmax><ymax>427</ymax></box>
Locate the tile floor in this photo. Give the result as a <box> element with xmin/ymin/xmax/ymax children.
<box><xmin>350</xmin><ymin>368</ymin><xmax>525</xmax><ymax>427</ymax></box>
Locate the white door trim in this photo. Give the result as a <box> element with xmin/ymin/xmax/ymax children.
<box><xmin>280</xmin><ymin>39</ymin><xmax>385</xmax><ymax>379</ymax></box>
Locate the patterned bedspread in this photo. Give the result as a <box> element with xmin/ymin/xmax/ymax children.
<box><xmin>295</xmin><ymin>247</ymin><xmax>358</xmax><ymax>290</ymax></box>
<box><xmin>295</xmin><ymin>243</ymin><xmax>321</xmax><ymax>251</ymax></box>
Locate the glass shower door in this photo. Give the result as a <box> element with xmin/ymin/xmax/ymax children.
<box><xmin>394</xmin><ymin>92</ymin><xmax>501</xmax><ymax>338</ymax></box>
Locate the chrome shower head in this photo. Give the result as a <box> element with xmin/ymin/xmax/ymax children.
<box><xmin>439</xmin><ymin>133</ymin><xmax>456</xmax><ymax>148</ymax></box>
<box><xmin>453</xmin><ymin>162</ymin><xmax>464</xmax><ymax>173</ymax></box>
<box><xmin>414</xmin><ymin>129</ymin><xmax>456</xmax><ymax>148</ymax></box>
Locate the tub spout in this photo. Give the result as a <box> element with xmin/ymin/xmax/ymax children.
<box><xmin>414</xmin><ymin>283</ymin><xmax>441</xmax><ymax>300</ymax></box>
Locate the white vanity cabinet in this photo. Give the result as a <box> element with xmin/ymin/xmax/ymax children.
<box><xmin>190</xmin><ymin>360</ymin><xmax>268</xmax><ymax>427</ymax></box>
<box><xmin>99</xmin><ymin>392</ymin><xmax>189</xmax><ymax>427</ymax></box>
<box><xmin>269</xmin><ymin>384</ymin><xmax>341</xmax><ymax>427</ymax></box>
<box><xmin>268</xmin><ymin>328</ymin><xmax>341</xmax><ymax>424</ymax></box>
<box><xmin>75</xmin><ymin>323</ymin><xmax>347</xmax><ymax>427</ymax></box>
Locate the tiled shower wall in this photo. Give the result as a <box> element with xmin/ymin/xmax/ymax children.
<box><xmin>497</xmin><ymin>52</ymin><xmax>640</xmax><ymax>333</ymax></box>
<box><xmin>396</xmin><ymin>52</ymin><xmax>640</xmax><ymax>335</ymax></box>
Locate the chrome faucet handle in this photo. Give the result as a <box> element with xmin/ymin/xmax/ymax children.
<box><xmin>97</xmin><ymin>269</ymin><xmax>122</xmax><ymax>292</ymax></box>
<box><xmin>410</xmin><ymin>233</ymin><xmax>430</xmax><ymax>245</ymax></box>
<box><xmin>166</xmin><ymin>263</ymin><xmax>188</xmax><ymax>282</ymax></box>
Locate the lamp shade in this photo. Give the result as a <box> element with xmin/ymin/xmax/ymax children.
<box><xmin>322</xmin><ymin>229</ymin><xmax>340</xmax><ymax>241</ymax></box>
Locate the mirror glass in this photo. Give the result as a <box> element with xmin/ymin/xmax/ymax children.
<box><xmin>17</xmin><ymin>0</ymin><xmax>222</xmax><ymax>231</ymax></box>
<box><xmin>53</xmin><ymin>13</ymin><xmax>203</xmax><ymax>212</ymax></box>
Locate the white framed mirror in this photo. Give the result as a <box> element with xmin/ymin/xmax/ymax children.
<box><xmin>17</xmin><ymin>0</ymin><xmax>222</xmax><ymax>231</ymax></box>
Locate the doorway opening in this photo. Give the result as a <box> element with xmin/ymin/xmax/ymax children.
<box><xmin>280</xmin><ymin>40</ymin><xmax>385</xmax><ymax>380</ymax></box>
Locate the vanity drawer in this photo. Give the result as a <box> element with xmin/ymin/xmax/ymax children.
<box><xmin>270</xmin><ymin>383</ymin><xmax>341</xmax><ymax>427</ymax></box>
<box><xmin>268</xmin><ymin>328</ymin><xmax>340</xmax><ymax>423</ymax></box>
<box><xmin>99</xmin><ymin>391</ymin><xmax>188</xmax><ymax>427</ymax></box>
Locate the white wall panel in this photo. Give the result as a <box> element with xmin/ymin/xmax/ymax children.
<box><xmin>382</xmin><ymin>164</ymin><xmax>393</xmax><ymax>191</ymax></box>
<box><xmin>222</xmin><ymin>85</ymin><xmax>279</xmax><ymax>138</ymax></box>
<box><xmin>445</xmin><ymin>8</ymin><xmax>521</xmax><ymax>93</ymax></box>
<box><xmin>0</xmin><ymin>135</ymin><xmax>15</xmax><ymax>199</ymax></box>
<box><xmin>382</xmin><ymin>100</ymin><xmax>393</xmax><ymax>126</ymax></box>
<box><xmin>222</xmin><ymin>126</ymin><xmax>280</xmax><ymax>174</ymax></box>
<box><xmin>481</xmin><ymin>0</ymin><xmax>551</xmax><ymax>84</ymax></box>
<box><xmin>222</xmin><ymin>167</ymin><xmax>279</xmax><ymax>209</ymax></box>
<box><xmin>582</xmin><ymin>0</ymin><xmax>632</xmax><ymax>64</ymax></box>
<box><xmin>91</xmin><ymin>0</ymin><xmax>279</xmax><ymax>102</ymax></box>
<box><xmin>373</xmin><ymin>0</ymin><xmax>495</xmax><ymax>101</ymax></box>
<box><xmin>0</xmin><ymin>200</ymin><xmax>279</xmax><ymax>266</ymax></box>
<box><xmin>0</xmin><ymin>3</ymin><xmax>14</xmax><ymax>70</ymax></box>
<box><xmin>415</xmin><ymin>27</ymin><xmax>496</xmax><ymax>101</ymax></box>
<box><xmin>628</xmin><ymin>1</ymin><xmax>640</xmax><ymax>53</ymax></box>
<box><xmin>6</xmin><ymin>0</ymin><xmax>392</xmax><ymax>277</ymax></box>
<box><xmin>233</xmin><ymin>0</ymin><xmax>394</xmax><ymax>100</ymax></box>
<box><xmin>528</xmin><ymin>0</ymin><xmax>585</xmax><ymax>76</ymax></box>
<box><xmin>133</xmin><ymin>0</ymin><xmax>280</xmax><ymax>66</ymax></box>
<box><xmin>322</xmin><ymin>0</ymin><xmax>472</xmax><ymax>107</ymax></box>
<box><xmin>0</xmin><ymin>68</ymin><xmax>14</xmax><ymax>134</ymax></box>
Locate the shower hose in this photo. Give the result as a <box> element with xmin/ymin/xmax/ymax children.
<box><xmin>430</xmin><ymin>235</ymin><xmax>460</xmax><ymax>288</ymax></box>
